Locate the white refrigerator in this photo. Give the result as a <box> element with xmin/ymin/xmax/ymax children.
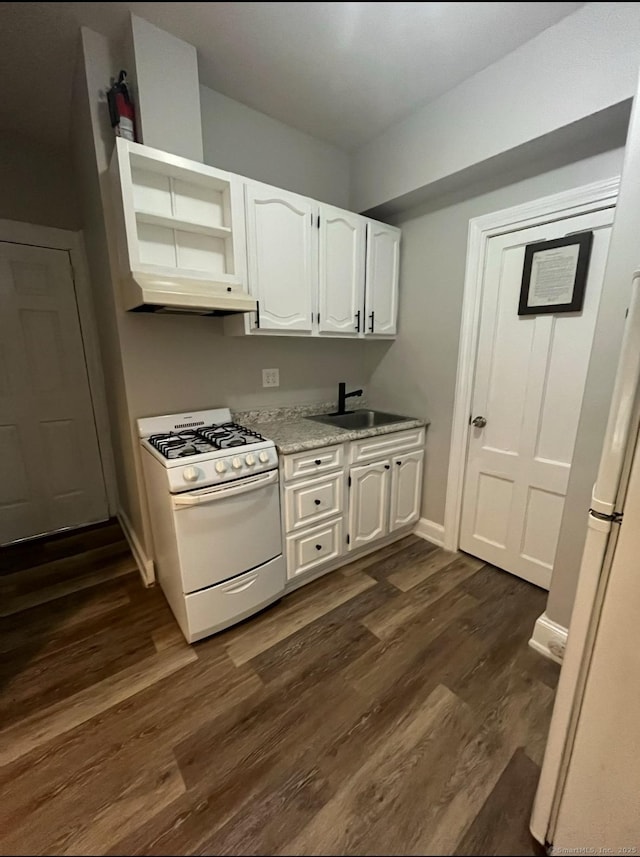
<box><xmin>531</xmin><ymin>66</ymin><xmax>640</xmax><ymax>848</ymax></box>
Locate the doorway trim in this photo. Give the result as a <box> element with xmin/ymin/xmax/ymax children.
<box><xmin>0</xmin><ymin>218</ymin><xmax>117</xmax><ymax>517</ymax></box>
<box><xmin>443</xmin><ymin>176</ymin><xmax>620</xmax><ymax>553</ymax></box>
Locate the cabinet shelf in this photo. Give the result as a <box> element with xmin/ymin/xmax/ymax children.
<box><xmin>135</xmin><ymin>210</ymin><xmax>232</xmax><ymax>239</ymax></box>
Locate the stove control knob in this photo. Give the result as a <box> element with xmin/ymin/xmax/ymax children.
<box><xmin>183</xmin><ymin>466</ymin><xmax>200</xmax><ymax>483</ymax></box>
<box><xmin>245</xmin><ymin>454</ymin><xmax>256</xmax><ymax>466</ymax></box>
<box><xmin>259</xmin><ymin>451</ymin><xmax>270</xmax><ymax>464</ymax></box>
<box><xmin>215</xmin><ymin>461</ymin><xmax>227</xmax><ymax>474</ymax></box>
<box><xmin>232</xmin><ymin>457</ymin><xmax>243</xmax><ymax>470</ymax></box>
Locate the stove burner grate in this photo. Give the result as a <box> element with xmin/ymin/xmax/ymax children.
<box><xmin>147</xmin><ymin>423</ymin><xmax>267</xmax><ymax>459</ymax></box>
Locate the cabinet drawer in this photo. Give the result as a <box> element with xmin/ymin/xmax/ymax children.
<box><xmin>283</xmin><ymin>444</ymin><xmax>344</xmax><ymax>481</ymax></box>
<box><xmin>286</xmin><ymin>517</ymin><xmax>343</xmax><ymax>580</ymax></box>
<box><xmin>350</xmin><ymin>427</ymin><xmax>425</xmax><ymax>464</ymax></box>
<box><xmin>284</xmin><ymin>471</ymin><xmax>344</xmax><ymax>532</ymax></box>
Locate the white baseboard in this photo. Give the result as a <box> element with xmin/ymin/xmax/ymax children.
<box><xmin>529</xmin><ymin>611</ymin><xmax>568</xmax><ymax>665</ymax></box>
<box><xmin>414</xmin><ymin>517</ymin><xmax>445</xmax><ymax>547</ymax></box>
<box><xmin>117</xmin><ymin>509</ymin><xmax>155</xmax><ymax>587</ymax></box>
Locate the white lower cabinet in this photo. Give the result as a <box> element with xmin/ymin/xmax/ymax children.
<box><xmin>389</xmin><ymin>449</ymin><xmax>424</xmax><ymax>531</ymax></box>
<box><xmin>281</xmin><ymin>427</ymin><xmax>425</xmax><ymax>583</ymax></box>
<box><xmin>348</xmin><ymin>460</ymin><xmax>390</xmax><ymax>550</ymax></box>
<box><xmin>284</xmin><ymin>471</ymin><xmax>343</xmax><ymax>531</ymax></box>
<box><xmin>286</xmin><ymin>517</ymin><xmax>343</xmax><ymax>579</ymax></box>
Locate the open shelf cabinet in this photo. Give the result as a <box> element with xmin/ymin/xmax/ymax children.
<box><xmin>110</xmin><ymin>138</ymin><xmax>248</xmax><ymax>311</ymax></box>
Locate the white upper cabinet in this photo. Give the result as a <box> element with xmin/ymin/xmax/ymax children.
<box><xmin>244</xmin><ymin>183</ymin><xmax>316</xmax><ymax>333</ymax></box>
<box><xmin>318</xmin><ymin>205</ymin><xmax>366</xmax><ymax>336</ymax></box>
<box><xmin>112</xmin><ymin>142</ymin><xmax>401</xmax><ymax>334</ymax></box>
<box><xmin>110</xmin><ymin>139</ymin><xmax>249</xmax><ymax>312</ymax></box>
<box><xmin>364</xmin><ymin>221</ymin><xmax>401</xmax><ymax>336</ymax></box>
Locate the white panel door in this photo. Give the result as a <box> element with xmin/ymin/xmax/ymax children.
<box><xmin>364</xmin><ymin>221</ymin><xmax>400</xmax><ymax>336</ymax></box>
<box><xmin>318</xmin><ymin>204</ymin><xmax>365</xmax><ymax>335</ymax></box>
<box><xmin>460</xmin><ymin>207</ymin><xmax>614</xmax><ymax>588</ymax></box>
<box><xmin>390</xmin><ymin>449</ymin><xmax>424</xmax><ymax>532</ymax></box>
<box><xmin>0</xmin><ymin>242</ymin><xmax>108</xmax><ymax>544</ymax></box>
<box><xmin>244</xmin><ymin>183</ymin><xmax>315</xmax><ymax>332</ymax></box>
<box><xmin>348</xmin><ymin>460</ymin><xmax>390</xmax><ymax>550</ymax></box>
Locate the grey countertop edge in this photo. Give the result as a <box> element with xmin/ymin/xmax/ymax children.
<box><xmin>246</xmin><ymin>416</ymin><xmax>430</xmax><ymax>455</ymax></box>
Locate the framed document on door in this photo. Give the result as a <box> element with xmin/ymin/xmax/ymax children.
<box><xmin>518</xmin><ymin>230</ymin><xmax>593</xmax><ymax>316</ymax></box>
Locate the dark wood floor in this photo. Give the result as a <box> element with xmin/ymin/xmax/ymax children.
<box><xmin>0</xmin><ymin>522</ymin><xmax>557</xmax><ymax>856</ymax></box>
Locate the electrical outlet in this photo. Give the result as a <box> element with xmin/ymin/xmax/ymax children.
<box><xmin>262</xmin><ymin>368</ymin><xmax>280</xmax><ymax>388</ymax></box>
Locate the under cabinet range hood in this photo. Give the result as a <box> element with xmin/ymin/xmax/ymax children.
<box><xmin>110</xmin><ymin>139</ymin><xmax>254</xmax><ymax>317</ymax></box>
<box><xmin>124</xmin><ymin>271</ymin><xmax>257</xmax><ymax>316</ymax></box>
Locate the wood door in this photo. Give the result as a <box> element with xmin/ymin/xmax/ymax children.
<box><xmin>364</xmin><ymin>221</ymin><xmax>400</xmax><ymax>336</ymax></box>
<box><xmin>389</xmin><ymin>449</ymin><xmax>424</xmax><ymax>532</ymax></box>
<box><xmin>0</xmin><ymin>241</ymin><xmax>108</xmax><ymax>544</ymax></box>
<box><xmin>460</xmin><ymin>207</ymin><xmax>614</xmax><ymax>588</ymax></box>
<box><xmin>348</xmin><ymin>460</ymin><xmax>390</xmax><ymax>550</ymax></box>
<box><xmin>244</xmin><ymin>183</ymin><xmax>315</xmax><ymax>332</ymax></box>
<box><xmin>318</xmin><ymin>205</ymin><xmax>365</xmax><ymax>335</ymax></box>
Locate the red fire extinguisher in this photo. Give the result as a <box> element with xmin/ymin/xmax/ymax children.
<box><xmin>107</xmin><ymin>70</ymin><xmax>137</xmax><ymax>142</ymax></box>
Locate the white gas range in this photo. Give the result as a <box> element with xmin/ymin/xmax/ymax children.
<box><xmin>138</xmin><ymin>408</ymin><xmax>285</xmax><ymax>643</ymax></box>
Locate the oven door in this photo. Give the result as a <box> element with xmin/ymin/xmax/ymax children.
<box><xmin>171</xmin><ymin>469</ymin><xmax>282</xmax><ymax>593</ymax></box>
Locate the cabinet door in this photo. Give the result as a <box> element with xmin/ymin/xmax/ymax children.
<box><xmin>245</xmin><ymin>184</ymin><xmax>315</xmax><ymax>332</ymax></box>
<box><xmin>389</xmin><ymin>449</ymin><xmax>424</xmax><ymax>532</ymax></box>
<box><xmin>318</xmin><ymin>205</ymin><xmax>365</xmax><ymax>335</ymax></box>
<box><xmin>348</xmin><ymin>460</ymin><xmax>390</xmax><ymax>550</ymax></box>
<box><xmin>364</xmin><ymin>221</ymin><xmax>400</xmax><ymax>336</ymax></box>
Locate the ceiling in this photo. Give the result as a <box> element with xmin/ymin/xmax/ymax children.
<box><xmin>0</xmin><ymin>1</ymin><xmax>584</xmax><ymax>151</ymax></box>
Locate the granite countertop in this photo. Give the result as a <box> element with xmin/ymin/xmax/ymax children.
<box><xmin>233</xmin><ymin>400</ymin><xmax>428</xmax><ymax>455</ymax></box>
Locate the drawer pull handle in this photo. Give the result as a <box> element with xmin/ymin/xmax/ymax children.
<box><xmin>315</xmin><ymin>544</ymin><xmax>322</xmax><ymax>551</ymax></box>
<box><xmin>315</xmin><ymin>459</ymin><xmax>322</xmax><ymax>465</ymax></box>
<box><xmin>314</xmin><ymin>499</ymin><xmax>321</xmax><ymax>505</ymax></box>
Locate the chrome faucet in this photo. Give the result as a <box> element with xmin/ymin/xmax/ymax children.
<box><xmin>336</xmin><ymin>382</ymin><xmax>363</xmax><ymax>415</ymax></box>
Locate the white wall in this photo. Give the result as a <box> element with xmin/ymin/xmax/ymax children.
<box><xmin>351</xmin><ymin>2</ymin><xmax>640</xmax><ymax>213</ymax></box>
<box><xmin>200</xmin><ymin>85</ymin><xmax>350</xmax><ymax>208</ymax></box>
<box><xmin>121</xmin><ymin>318</ymin><xmax>377</xmax><ymax>418</ymax></box>
<box><xmin>0</xmin><ymin>132</ymin><xmax>79</xmax><ymax>231</ymax></box>
<box><xmin>367</xmin><ymin>146</ymin><xmax>625</xmax><ymax>540</ymax></box>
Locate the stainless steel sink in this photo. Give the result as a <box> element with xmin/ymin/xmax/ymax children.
<box><xmin>306</xmin><ymin>409</ymin><xmax>413</xmax><ymax>430</ymax></box>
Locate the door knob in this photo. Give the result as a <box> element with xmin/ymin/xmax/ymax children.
<box><xmin>472</xmin><ymin>415</ymin><xmax>487</xmax><ymax>428</ymax></box>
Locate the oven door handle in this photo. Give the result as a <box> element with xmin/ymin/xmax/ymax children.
<box><xmin>172</xmin><ymin>469</ymin><xmax>278</xmax><ymax>508</ymax></box>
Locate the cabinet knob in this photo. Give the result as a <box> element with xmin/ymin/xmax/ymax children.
<box><xmin>314</xmin><ymin>499</ymin><xmax>321</xmax><ymax>505</ymax></box>
<box><xmin>396</xmin><ymin>460</ymin><xmax>402</xmax><ymax>465</ymax></box>
<box><xmin>384</xmin><ymin>464</ymin><xmax>390</xmax><ymax>470</ymax></box>
<box><xmin>315</xmin><ymin>459</ymin><xmax>322</xmax><ymax>465</ymax></box>
<box><xmin>315</xmin><ymin>544</ymin><xmax>322</xmax><ymax>551</ymax></box>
